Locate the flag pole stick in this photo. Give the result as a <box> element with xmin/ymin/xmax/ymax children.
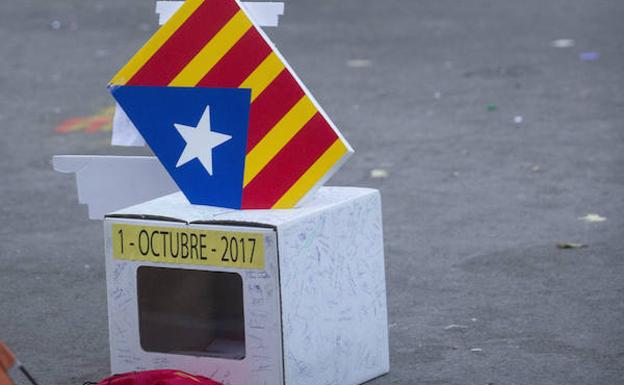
<box><xmin>18</xmin><ymin>365</ymin><xmax>40</xmax><ymax>385</ymax></box>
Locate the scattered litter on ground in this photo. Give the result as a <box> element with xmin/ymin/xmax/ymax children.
<box><xmin>486</xmin><ymin>104</ymin><xmax>497</xmax><ymax>111</ymax></box>
<box><xmin>551</xmin><ymin>39</ymin><xmax>575</xmax><ymax>48</ymax></box>
<box><xmin>50</xmin><ymin>20</ymin><xmax>62</xmax><ymax>30</ymax></box>
<box><xmin>579</xmin><ymin>213</ymin><xmax>606</xmax><ymax>223</ymax></box>
<box><xmin>557</xmin><ymin>242</ymin><xmax>588</xmax><ymax>249</ymax></box>
<box><xmin>531</xmin><ymin>164</ymin><xmax>541</xmax><ymax>172</ymax></box>
<box><xmin>513</xmin><ymin>115</ymin><xmax>524</xmax><ymax>124</ymax></box>
<box><xmin>434</xmin><ymin>91</ymin><xmax>442</xmax><ymax>99</ymax></box>
<box><xmin>55</xmin><ymin>106</ymin><xmax>115</xmax><ymax>134</ymax></box>
<box><xmin>470</xmin><ymin>318</ymin><xmax>477</xmax><ymax>322</ymax></box>
<box><xmin>347</xmin><ymin>59</ymin><xmax>372</xmax><ymax>68</ymax></box>
<box><xmin>84</xmin><ymin>264</ymin><xmax>91</xmax><ymax>270</ymax></box>
<box><xmin>444</xmin><ymin>324</ymin><xmax>468</xmax><ymax>331</ymax></box>
<box><xmin>370</xmin><ymin>169</ymin><xmax>388</xmax><ymax>179</ymax></box>
<box><xmin>470</xmin><ymin>348</ymin><xmax>483</xmax><ymax>353</ymax></box>
<box><xmin>580</xmin><ymin>52</ymin><xmax>600</xmax><ymax>61</ymax></box>
<box><xmin>95</xmin><ymin>49</ymin><xmax>109</xmax><ymax>58</ymax></box>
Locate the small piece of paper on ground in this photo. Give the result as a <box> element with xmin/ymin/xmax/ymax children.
<box><xmin>578</xmin><ymin>213</ymin><xmax>606</xmax><ymax>223</ymax></box>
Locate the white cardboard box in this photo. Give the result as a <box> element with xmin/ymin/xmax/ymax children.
<box><xmin>104</xmin><ymin>187</ymin><xmax>389</xmax><ymax>385</ymax></box>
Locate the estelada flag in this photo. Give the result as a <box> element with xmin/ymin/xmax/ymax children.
<box><xmin>110</xmin><ymin>0</ymin><xmax>353</xmax><ymax>209</ymax></box>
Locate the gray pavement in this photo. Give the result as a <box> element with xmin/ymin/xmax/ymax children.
<box><xmin>1</xmin><ymin>0</ymin><xmax>623</xmax><ymax>384</ymax></box>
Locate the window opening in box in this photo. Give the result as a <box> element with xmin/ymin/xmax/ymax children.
<box><xmin>137</xmin><ymin>266</ymin><xmax>246</xmax><ymax>359</ymax></box>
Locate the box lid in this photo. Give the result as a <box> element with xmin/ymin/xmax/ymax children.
<box><xmin>106</xmin><ymin>187</ymin><xmax>377</xmax><ymax>227</ymax></box>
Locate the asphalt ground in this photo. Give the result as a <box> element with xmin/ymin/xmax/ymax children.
<box><xmin>1</xmin><ymin>0</ymin><xmax>623</xmax><ymax>384</ymax></box>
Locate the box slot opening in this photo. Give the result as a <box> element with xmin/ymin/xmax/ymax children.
<box><xmin>137</xmin><ymin>266</ymin><xmax>246</xmax><ymax>360</ymax></box>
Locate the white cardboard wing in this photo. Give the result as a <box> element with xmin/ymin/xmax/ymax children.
<box><xmin>53</xmin><ymin>155</ymin><xmax>179</xmax><ymax>219</ymax></box>
<box><xmin>156</xmin><ymin>1</ymin><xmax>285</xmax><ymax>27</ymax></box>
<box><xmin>112</xmin><ymin>1</ymin><xmax>286</xmax><ymax>147</ymax></box>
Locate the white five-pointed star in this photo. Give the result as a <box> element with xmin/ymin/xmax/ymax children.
<box><xmin>174</xmin><ymin>106</ymin><xmax>232</xmax><ymax>175</ymax></box>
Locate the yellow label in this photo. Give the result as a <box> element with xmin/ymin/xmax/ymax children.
<box><xmin>112</xmin><ymin>224</ymin><xmax>265</xmax><ymax>270</ymax></box>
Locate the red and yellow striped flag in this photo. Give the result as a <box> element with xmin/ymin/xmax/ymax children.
<box><xmin>110</xmin><ymin>0</ymin><xmax>353</xmax><ymax>209</ymax></box>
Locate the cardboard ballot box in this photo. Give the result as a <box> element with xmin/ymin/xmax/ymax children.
<box><xmin>104</xmin><ymin>187</ymin><xmax>389</xmax><ymax>385</ymax></box>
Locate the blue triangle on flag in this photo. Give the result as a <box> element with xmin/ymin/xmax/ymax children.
<box><xmin>110</xmin><ymin>85</ymin><xmax>251</xmax><ymax>209</ymax></box>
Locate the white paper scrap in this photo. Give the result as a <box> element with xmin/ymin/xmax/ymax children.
<box><xmin>111</xmin><ymin>103</ymin><xmax>145</xmax><ymax>147</ymax></box>
<box><xmin>551</xmin><ymin>39</ymin><xmax>575</xmax><ymax>48</ymax></box>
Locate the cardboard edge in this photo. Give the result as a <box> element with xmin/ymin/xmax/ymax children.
<box><xmin>53</xmin><ymin>155</ymin><xmax>93</xmax><ymax>173</ymax></box>
<box><xmin>106</xmin><ymin>187</ymin><xmax>379</xmax><ymax>230</ymax></box>
<box><xmin>104</xmin><ymin>213</ymin><xmax>188</xmax><ymax>224</ymax></box>
<box><xmin>190</xmin><ymin>220</ymin><xmax>276</xmax><ymax>230</ymax></box>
